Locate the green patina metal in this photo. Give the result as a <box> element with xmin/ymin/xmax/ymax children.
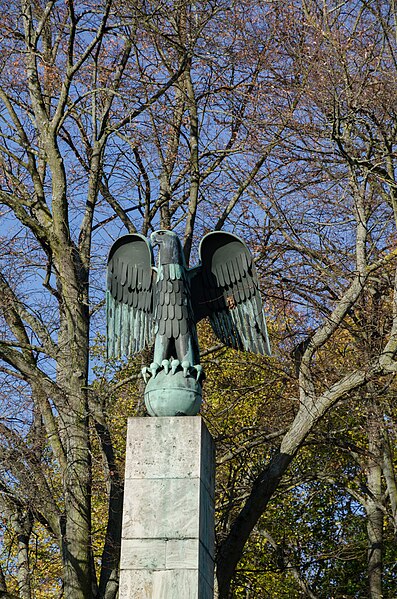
<box><xmin>106</xmin><ymin>230</ymin><xmax>271</xmax><ymax>416</ymax></box>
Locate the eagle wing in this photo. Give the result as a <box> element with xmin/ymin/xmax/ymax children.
<box><xmin>107</xmin><ymin>234</ymin><xmax>155</xmax><ymax>358</ymax></box>
<box><xmin>190</xmin><ymin>231</ymin><xmax>271</xmax><ymax>355</ymax></box>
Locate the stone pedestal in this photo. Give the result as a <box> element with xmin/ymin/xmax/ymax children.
<box><xmin>119</xmin><ymin>417</ymin><xmax>215</xmax><ymax>599</ymax></box>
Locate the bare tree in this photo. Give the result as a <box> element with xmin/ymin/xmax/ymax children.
<box><xmin>0</xmin><ymin>1</ymin><xmax>282</xmax><ymax>596</ymax></box>
<box><xmin>2</xmin><ymin>1</ymin><xmax>397</xmax><ymax>597</ymax></box>
<box><xmin>215</xmin><ymin>1</ymin><xmax>397</xmax><ymax>596</ymax></box>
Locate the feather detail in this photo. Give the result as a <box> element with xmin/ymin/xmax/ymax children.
<box><xmin>195</xmin><ymin>231</ymin><xmax>271</xmax><ymax>356</ymax></box>
<box><xmin>106</xmin><ymin>234</ymin><xmax>155</xmax><ymax>358</ymax></box>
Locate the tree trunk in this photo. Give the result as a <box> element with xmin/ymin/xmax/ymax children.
<box><xmin>11</xmin><ymin>512</ymin><xmax>32</xmax><ymax>599</ymax></box>
<box><xmin>0</xmin><ymin>565</ymin><xmax>6</xmax><ymax>594</ymax></box>
<box><xmin>56</xmin><ymin>291</ymin><xmax>93</xmax><ymax>597</ymax></box>
<box><xmin>367</xmin><ymin>500</ymin><xmax>383</xmax><ymax>599</ymax></box>
<box><xmin>382</xmin><ymin>430</ymin><xmax>397</xmax><ymax>532</ymax></box>
<box><xmin>61</xmin><ymin>407</ymin><xmax>93</xmax><ymax>598</ymax></box>
<box><xmin>366</xmin><ymin>403</ymin><xmax>383</xmax><ymax>599</ymax></box>
<box><xmin>96</xmin><ymin>423</ymin><xmax>124</xmax><ymax>599</ymax></box>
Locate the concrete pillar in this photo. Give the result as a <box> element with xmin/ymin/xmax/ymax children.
<box><xmin>119</xmin><ymin>416</ymin><xmax>215</xmax><ymax>599</ymax></box>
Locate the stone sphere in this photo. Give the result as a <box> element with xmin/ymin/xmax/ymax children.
<box><xmin>144</xmin><ymin>370</ymin><xmax>202</xmax><ymax>416</ymax></box>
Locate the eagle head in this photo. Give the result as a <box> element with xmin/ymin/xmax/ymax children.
<box><xmin>150</xmin><ymin>230</ymin><xmax>186</xmax><ymax>266</ymax></box>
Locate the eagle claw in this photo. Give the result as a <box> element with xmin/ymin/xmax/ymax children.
<box><xmin>141</xmin><ymin>360</ymin><xmax>204</xmax><ymax>382</ymax></box>
<box><xmin>171</xmin><ymin>359</ymin><xmax>180</xmax><ymax>374</ymax></box>
<box><xmin>150</xmin><ymin>362</ymin><xmax>161</xmax><ymax>378</ymax></box>
<box><xmin>194</xmin><ymin>364</ymin><xmax>204</xmax><ymax>382</ymax></box>
<box><xmin>162</xmin><ymin>359</ymin><xmax>170</xmax><ymax>374</ymax></box>
<box><xmin>180</xmin><ymin>361</ymin><xmax>205</xmax><ymax>381</ymax></box>
<box><xmin>141</xmin><ymin>366</ymin><xmax>150</xmax><ymax>383</ymax></box>
<box><xmin>181</xmin><ymin>361</ymin><xmax>190</xmax><ymax>377</ymax></box>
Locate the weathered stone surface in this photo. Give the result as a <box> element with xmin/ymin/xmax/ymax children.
<box><xmin>125</xmin><ymin>417</ymin><xmax>214</xmax><ymax>495</ymax></box>
<box><xmin>199</xmin><ymin>541</ymin><xmax>215</xmax><ymax>591</ymax></box>
<box><xmin>152</xmin><ymin>570</ymin><xmax>198</xmax><ymax>599</ymax></box>
<box><xmin>118</xmin><ymin>570</ymin><xmax>153</xmax><ymax>598</ymax></box>
<box><xmin>165</xmin><ymin>539</ymin><xmax>199</xmax><ymax>569</ymax></box>
<box><xmin>120</xmin><ymin>417</ymin><xmax>215</xmax><ymax>598</ymax></box>
<box><xmin>199</xmin><ymin>481</ymin><xmax>215</xmax><ymax>552</ymax></box>
<box><xmin>199</xmin><ymin>574</ymin><xmax>214</xmax><ymax>599</ymax></box>
<box><xmin>120</xmin><ymin>539</ymin><xmax>166</xmax><ymax>570</ymax></box>
<box><xmin>119</xmin><ymin>569</ymin><xmax>213</xmax><ymax>599</ymax></box>
<box><xmin>122</xmin><ymin>478</ymin><xmax>200</xmax><ymax>539</ymax></box>
<box><xmin>200</xmin><ymin>421</ymin><xmax>216</xmax><ymax>498</ymax></box>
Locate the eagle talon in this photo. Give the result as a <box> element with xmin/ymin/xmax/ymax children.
<box><xmin>171</xmin><ymin>359</ymin><xmax>180</xmax><ymax>375</ymax></box>
<box><xmin>194</xmin><ymin>365</ymin><xmax>204</xmax><ymax>382</ymax></box>
<box><xmin>150</xmin><ymin>362</ymin><xmax>161</xmax><ymax>378</ymax></box>
<box><xmin>141</xmin><ymin>366</ymin><xmax>150</xmax><ymax>383</ymax></box>
<box><xmin>179</xmin><ymin>361</ymin><xmax>204</xmax><ymax>380</ymax></box>
<box><xmin>162</xmin><ymin>359</ymin><xmax>170</xmax><ymax>374</ymax></box>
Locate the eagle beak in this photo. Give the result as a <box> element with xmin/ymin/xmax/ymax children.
<box><xmin>150</xmin><ymin>232</ymin><xmax>159</xmax><ymax>247</ymax></box>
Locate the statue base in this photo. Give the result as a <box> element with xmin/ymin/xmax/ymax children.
<box><xmin>119</xmin><ymin>417</ymin><xmax>215</xmax><ymax>599</ymax></box>
<box><xmin>144</xmin><ymin>370</ymin><xmax>202</xmax><ymax>416</ymax></box>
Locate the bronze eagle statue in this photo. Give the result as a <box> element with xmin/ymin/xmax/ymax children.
<box><xmin>106</xmin><ymin>230</ymin><xmax>270</xmax><ymax>383</ymax></box>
